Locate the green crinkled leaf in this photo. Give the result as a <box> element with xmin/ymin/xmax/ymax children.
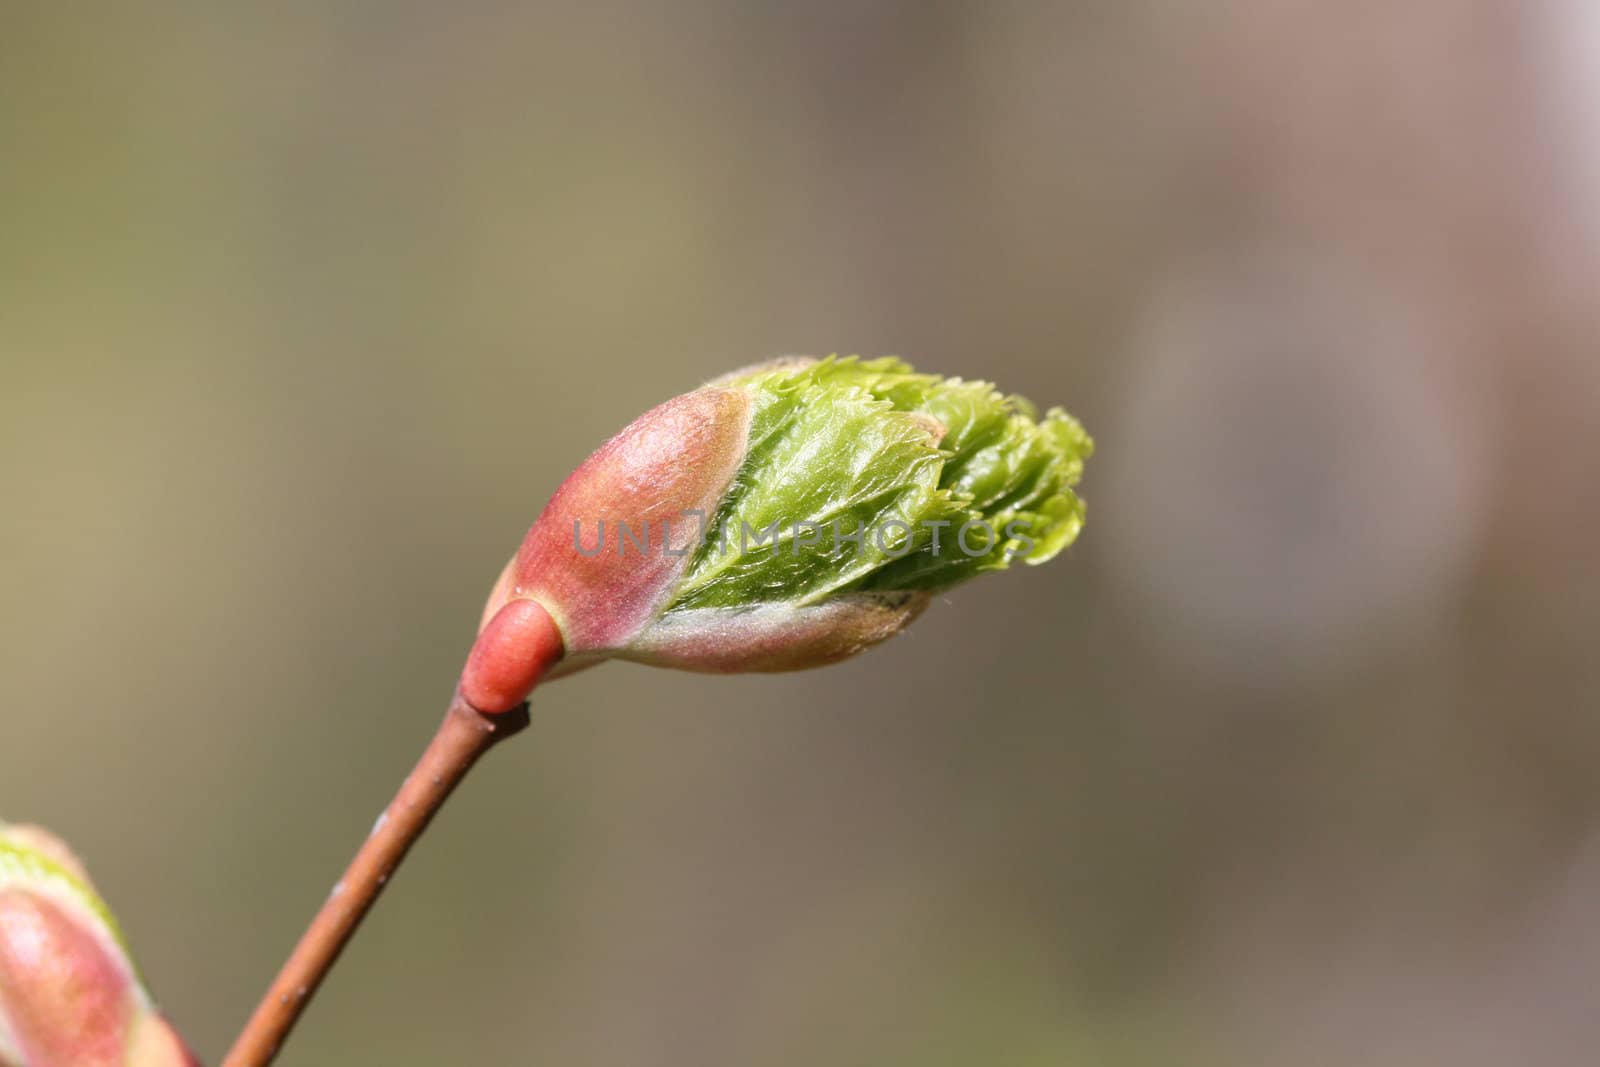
<box><xmin>666</xmin><ymin>356</ymin><xmax>1092</xmax><ymax>613</ymax></box>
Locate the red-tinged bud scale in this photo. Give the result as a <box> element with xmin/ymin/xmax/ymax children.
<box><xmin>499</xmin><ymin>387</ymin><xmax>753</xmax><ymax>651</ymax></box>
<box><xmin>0</xmin><ymin>824</ymin><xmax>196</xmax><ymax>1067</ymax></box>
<box><xmin>465</xmin><ymin>387</ymin><xmax>753</xmax><ymax>710</ymax></box>
<box><xmin>460</xmin><ymin>597</ymin><xmax>564</xmax><ymax>714</ymax></box>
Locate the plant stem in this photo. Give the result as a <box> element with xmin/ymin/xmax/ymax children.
<box><xmin>220</xmin><ymin>692</ymin><xmax>531</xmax><ymax>1067</ymax></box>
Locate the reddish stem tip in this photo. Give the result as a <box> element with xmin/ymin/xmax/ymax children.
<box><xmin>460</xmin><ymin>598</ymin><xmax>564</xmax><ymax>713</ymax></box>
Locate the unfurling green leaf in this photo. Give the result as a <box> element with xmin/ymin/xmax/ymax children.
<box><xmin>461</xmin><ymin>355</ymin><xmax>1092</xmax><ymax>712</ymax></box>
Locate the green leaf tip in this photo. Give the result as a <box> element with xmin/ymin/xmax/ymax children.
<box><xmin>673</xmin><ymin>355</ymin><xmax>1093</xmax><ymax>610</ymax></box>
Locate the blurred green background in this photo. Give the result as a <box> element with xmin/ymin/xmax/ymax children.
<box><xmin>5</xmin><ymin>4</ymin><xmax>1600</xmax><ymax>1065</ymax></box>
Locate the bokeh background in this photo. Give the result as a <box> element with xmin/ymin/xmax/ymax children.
<box><xmin>4</xmin><ymin>3</ymin><xmax>1600</xmax><ymax>1064</ymax></box>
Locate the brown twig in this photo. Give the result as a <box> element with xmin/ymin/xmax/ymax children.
<box><xmin>220</xmin><ymin>692</ymin><xmax>531</xmax><ymax>1067</ymax></box>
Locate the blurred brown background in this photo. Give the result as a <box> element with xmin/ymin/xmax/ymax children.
<box><xmin>4</xmin><ymin>3</ymin><xmax>1599</xmax><ymax>1065</ymax></box>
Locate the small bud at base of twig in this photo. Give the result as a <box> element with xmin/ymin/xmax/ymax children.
<box><xmin>460</xmin><ymin>597</ymin><xmax>565</xmax><ymax>714</ymax></box>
